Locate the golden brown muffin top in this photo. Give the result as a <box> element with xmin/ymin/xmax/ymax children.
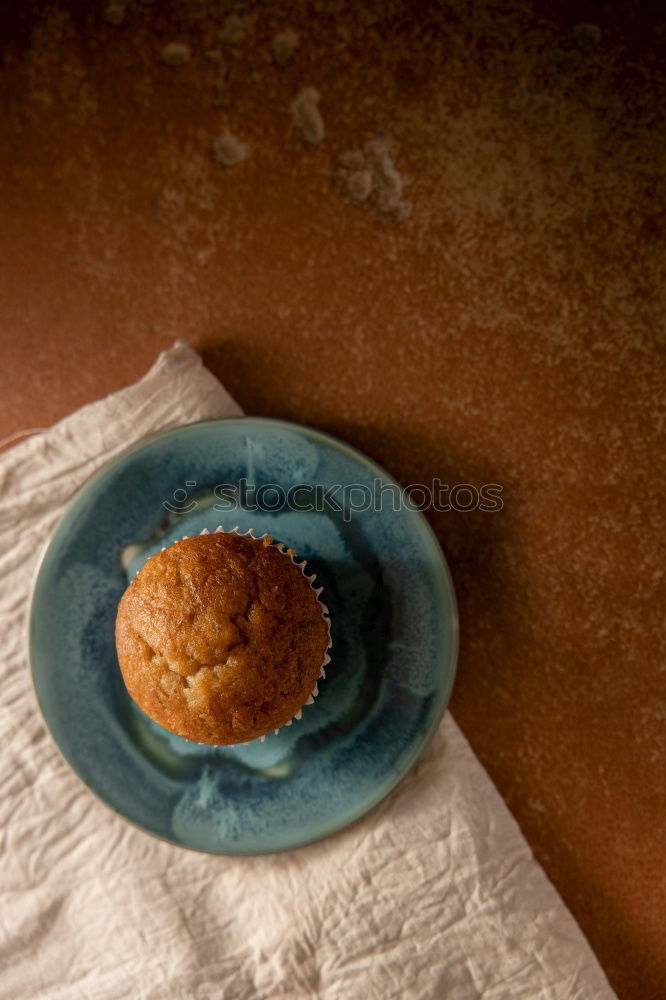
<box><xmin>115</xmin><ymin>532</ymin><xmax>330</xmax><ymax>745</ymax></box>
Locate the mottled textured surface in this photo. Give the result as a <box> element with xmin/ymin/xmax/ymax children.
<box><xmin>0</xmin><ymin>1</ymin><xmax>664</xmax><ymax>996</ymax></box>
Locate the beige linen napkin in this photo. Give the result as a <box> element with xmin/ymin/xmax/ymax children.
<box><xmin>0</xmin><ymin>342</ymin><xmax>616</xmax><ymax>1000</ymax></box>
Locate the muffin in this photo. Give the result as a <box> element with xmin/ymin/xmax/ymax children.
<box><xmin>115</xmin><ymin>528</ymin><xmax>331</xmax><ymax>745</ymax></box>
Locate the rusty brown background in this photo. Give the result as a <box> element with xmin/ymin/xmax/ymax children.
<box><xmin>1</xmin><ymin>2</ymin><xmax>664</xmax><ymax>997</ymax></box>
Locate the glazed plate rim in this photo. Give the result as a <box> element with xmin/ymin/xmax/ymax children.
<box><xmin>27</xmin><ymin>416</ymin><xmax>459</xmax><ymax>855</ymax></box>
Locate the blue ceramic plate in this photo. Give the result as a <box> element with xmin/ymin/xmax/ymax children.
<box><xmin>28</xmin><ymin>418</ymin><xmax>458</xmax><ymax>854</ymax></box>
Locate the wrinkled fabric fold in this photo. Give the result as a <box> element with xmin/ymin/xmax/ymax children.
<box><xmin>0</xmin><ymin>342</ymin><xmax>616</xmax><ymax>1000</ymax></box>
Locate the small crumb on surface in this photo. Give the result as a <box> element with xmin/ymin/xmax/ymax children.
<box><xmin>346</xmin><ymin>169</ymin><xmax>373</xmax><ymax>201</ymax></box>
<box><xmin>272</xmin><ymin>29</ymin><xmax>299</xmax><ymax>65</ymax></box>
<box><xmin>211</xmin><ymin>131</ymin><xmax>248</xmax><ymax>167</ymax></box>
<box><xmin>336</xmin><ymin>140</ymin><xmax>409</xmax><ymax>220</ymax></box>
<box><xmin>339</xmin><ymin>149</ymin><xmax>365</xmax><ymax>171</ymax></box>
<box><xmin>104</xmin><ymin>1</ymin><xmax>127</xmax><ymax>25</ymax></box>
<box><xmin>161</xmin><ymin>42</ymin><xmax>191</xmax><ymax>67</ymax></box>
<box><xmin>220</xmin><ymin>14</ymin><xmax>247</xmax><ymax>44</ymax></box>
<box><xmin>364</xmin><ymin>137</ymin><xmax>409</xmax><ymax>218</ymax></box>
<box><xmin>291</xmin><ymin>88</ymin><xmax>324</xmax><ymax>145</ymax></box>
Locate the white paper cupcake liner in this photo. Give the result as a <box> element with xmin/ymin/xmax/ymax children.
<box><xmin>162</xmin><ymin>525</ymin><xmax>332</xmax><ymax>744</ymax></box>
